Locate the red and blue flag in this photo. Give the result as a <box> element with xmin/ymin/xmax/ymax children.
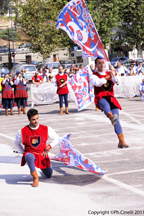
<box><xmin>56</xmin><ymin>0</ymin><xmax>109</xmax><ymax>60</ymax></box>
<box><xmin>68</xmin><ymin>65</ymin><xmax>94</xmax><ymax>111</ymax></box>
<box><xmin>51</xmin><ymin>134</ymin><xmax>107</xmax><ymax>175</ymax></box>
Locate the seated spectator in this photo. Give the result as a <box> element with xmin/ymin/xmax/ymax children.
<box><xmin>48</xmin><ymin>75</ymin><xmax>53</xmax><ymax>83</ymax></box>
<box><xmin>32</xmin><ymin>71</ymin><xmax>44</xmax><ymax>87</ymax></box>
<box><xmin>137</xmin><ymin>62</ymin><xmax>144</xmax><ymax>75</ymax></box>
<box><xmin>116</xmin><ymin>61</ymin><xmax>128</xmax><ymax>76</ymax></box>
<box><xmin>128</xmin><ymin>64</ymin><xmax>136</xmax><ymax>76</ymax></box>
<box><xmin>139</xmin><ymin>79</ymin><xmax>144</xmax><ymax>101</ymax></box>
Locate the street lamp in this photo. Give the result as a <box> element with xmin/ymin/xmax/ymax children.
<box><xmin>9</xmin><ymin>1</ymin><xmax>15</xmax><ymax>66</ymax></box>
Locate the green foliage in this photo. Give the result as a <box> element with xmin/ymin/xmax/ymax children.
<box><xmin>0</xmin><ymin>0</ymin><xmax>10</xmax><ymax>15</ymax></box>
<box><xmin>119</xmin><ymin>0</ymin><xmax>144</xmax><ymax>56</ymax></box>
<box><xmin>87</xmin><ymin>0</ymin><xmax>121</xmax><ymax>48</ymax></box>
<box><xmin>0</xmin><ymin>28</ymin><xmax>19</xmax><ymax>41</ymax></box>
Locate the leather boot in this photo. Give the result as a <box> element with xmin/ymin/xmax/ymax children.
<box><xmin>18</xmin><ymin>108</ymin><xmax>21</xmax><ymax>115</ymax></box>
<box><xmin>21</xmin><ymin>105</ymin><xmax>23</xmax><ymax>111</ymax></box>
<box><xmin>10</xmin><ymin>109</ymin><xmax>14</xmax><ymax>115</ymax></box>
<box><xmin>23</xmin><ymin>107</ymin><xmax>26</xmax><ymax>114</ymax></box>
<box><xmin>107</xmin><ymin>112</ymin><xmax>117</xmax><ymax>126</ymax></box>
<box><xmin>31</xmin><ymin>170</ymin><xmax>39</xmax><ymax>187</ymax></box>
<box><xmin>5</xmin><ymin>109</ymin><xmax>8</xmax><ymax>116</ymax></box>
<box><xmin>59</xmin><ymin>107</ymin><xmax>63</xmax><ymax>115</ymax></box>
<box><xmin>65</xmin><ymin>107</ymin><xmax>70</xmax><ymax>114</ymax></box>
<box><xmin>118</xmin><ymin>133</ymin><xmax>129</xmax><ymax>148</ymax></box>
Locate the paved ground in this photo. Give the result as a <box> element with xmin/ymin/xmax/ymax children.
<box><xmin>0</xmin><ymin>95</ymin><xmax>144</xmax><ymax>216</ymax></box>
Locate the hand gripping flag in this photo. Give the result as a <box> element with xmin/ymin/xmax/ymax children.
<box><xmin>51</xmin><ymin>134</ymin><xmax>107</xmax><ymax>175</ymax></box>
<box><xmin>68</xmin><ymin>65</ymin><xmax>94</xmax><ymax>111</ymax></box>
<box><xmin>56</xmin><ymin>0</ymin><xmax>109</xmax><ymax>60</ymax></box>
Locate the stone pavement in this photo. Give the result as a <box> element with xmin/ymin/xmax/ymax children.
<box><xmin>0</xmin><ymin>96</ymin><xmax>144</xmax><ymax>216</ymax></box>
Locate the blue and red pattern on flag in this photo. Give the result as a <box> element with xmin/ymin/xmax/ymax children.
<box><xmin>68</xmin><ymin>65</ymin><xmax>94</xmax><ymax>111</ymax></box>
<box><xmin>51</xmin><ymin>134</ymin><xmax>107</xmax><ymax>175</ymax></box>
<box><xmin>56</xmin><ymin>0</ymin><xmax>109</xmax><ymax>61</ymax></box>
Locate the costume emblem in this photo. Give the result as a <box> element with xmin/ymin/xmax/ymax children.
<box><xmin>102</xmin><ymin>80</ymin><xmax>112</xmax><ymax>92</ymax></box>
<box><xmin>30</xmin><ymin>135</ymin><xmax>41</xmax><ymax>148</ymax></box>
<box><xmin>60</xmin><ymin>78</ymin><xmax>65</xmax><ymax>84</ymax></box>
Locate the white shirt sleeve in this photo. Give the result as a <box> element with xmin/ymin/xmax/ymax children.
<box><xmin>14</xmin><ymin>130</ymin><xmax>24</xmax><ymax>153</ymax></box>
<box><xmin>48</xmin><ymin>126</ymin><xmax>59</xmax><ymax>148</ymax></box>
<box><xmin>14</xmin><ymin>77</ymin><xmax>19</xmax><ymax>85</ymax></box>
<box><xmin>1</xmin><ymin>78</ymin><xmax>7</xmax><ymax>84</ymax></box>
<box><xmin>90</xmin><ymin>74</ymin><xmax>107</xmax><ymax>87</ymax></box>
<box><xmin>112</xmin><ymin>75</ymin><xmax>119</xmax><ymax>85</ymax></box>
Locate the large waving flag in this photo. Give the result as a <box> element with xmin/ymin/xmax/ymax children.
<box><xmin>56</xmin><ymin>0</ymin><xmax>109</xmax><ymax>60</ymax></box>
<box><xmin>68</xmin><ymin>65</ymin><xmax>94</xmax><ymax>111</ymax></box>
<box><xmin>51</xmin><ymin>134</ymin><xmax>107</xmax><ymax>175</ymax></box>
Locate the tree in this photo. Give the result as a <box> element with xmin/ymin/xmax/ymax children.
<box><xmin>119</xmin><ymin>0</ymin><xmax>144</xmax><ymax>57</ymax></box>
<box><xmin>0</xmin><ymin>0</ymin><xmax>10</xmax><ymax>15</ymax></box>
<box><xmin>15</xmin><ymin>0</ymin><xmax>62</xmax><ymax>59</ymax></box>
<box><xmin>87</xmin><ymin>0</ymin><xmax>121</xmax><ymax>50</ymax></box>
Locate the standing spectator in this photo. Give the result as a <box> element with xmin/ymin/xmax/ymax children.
<box><xmin>90</xmin><ymin>64</ymin><xmax>95</xmax><ymax>73</ymax></box>
<box><xmin>32</xmin><ymin>71</ymin><xmax>44</xmax><ymax>86</ymax></box>
<box><xmin>137</xmin><ymin>62</ymin><xmax>144</xmax><ymax>75</ymax></box>
<box><xmin>39</xmin><ymin>67</ymin><xmax>44</xmax><ymax>78</ymax></box>
<box><xmin>79</xmin><ymin>64</ymin><xmax>83</xmax><ymax>71</ymax></box>
<box><xmin>128</xmin><ymin>64</ymin><xmax>136</xmax><ymax>76</ymax></box>
<box><xmin>46</xmin><ymin>67</ymin><xmax>53</xmax><ymax>82</ymax></box>
<box><xmin>64</xmin><ymin>67</ymin><xmax>68</xmax><ymax>74</ymax></box>
<box><xmin>134</xmin><ymin>60</ymin><xmax>139</xmax><ymax>74</ymax></box>
<box><xmin>69</xmin><ymin>68</ymin><xmax>75</xmax><ymax>78</ymax></box>
<box><xmin>116</xmin><ymin>61</ymin><xmax>128</xmax><ymax>76</ymax></box>
<box><xmin>48</xmin><ymin>75</ymin><xmax>53</xmax><ymax>83</ymax></box>
<box><xmin>14</xmin><ymin>72</ymin><xmax>28</xmax><ymax>115</ymax></box>
<box><xmin>21</xmin><ymin>68</ymin><xmax>29</xmax><ymax>108</ymax></box>
<box><xmin>55</xmin><ymin>65</ymin><xmax>70</xmax><ymax>115</ymax></box>
<box><xmin>139</xmin><ymin>79</ymin><xmax>144</xmax><ymax>101</ymax></box>
<box><xmin>1</xmin><ymin>74</ymin><xmax>14</xmax><ymax>116</ymax></box>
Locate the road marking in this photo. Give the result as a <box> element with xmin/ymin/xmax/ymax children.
<box><xmin>107</xmin><ymin>168</ymin><xmax>144</xmax><ymax>176</ymax></box>
<box><xmin>103</xmin><ymin>175</ymin><xmax>144</xmax><ymax>198</ymax></box>
<box><xmin>121</xmin><ymin>110</ymin><xmax>143</xmax><ymax>125</ymax></box>
<box><xmin>0</xmin><ymin>133</ymin><xmax>15</xmax><ymax>141</ymax></box>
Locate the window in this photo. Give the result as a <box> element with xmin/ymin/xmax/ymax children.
<box><xmin>76</xmin><ymin>56</ymin><xmax>83</xmax><ymax>63</ymax></box>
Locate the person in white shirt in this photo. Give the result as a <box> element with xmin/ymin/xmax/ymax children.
<box><xmin>128</xmin><ymin>64</ymin><xmax>136</xmax><ymax>76</ymax></box>
<box><xmin>14</xmin><ymin>108</ymin><xmax>59</xmax><ymax>187</ymax></box>
<box><xmin>137</xmin><ymin>62</ymin><xmax>144</xmax><ymax>75</ymax></box>
<box><xmin>116</xmin><ymin>61</ymin><xmax>128</xmax><ymax>76</ymax></box>
<box><xmin>139</xmin><ymin>79</ymin><xmax>144</xmax><ymax>101</ymax></box>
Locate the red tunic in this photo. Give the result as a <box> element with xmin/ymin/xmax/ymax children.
<box><xmin>1</xmin><ymin>79</ymin><xmax>14</xmax><ymax>99</ymax></box>
<box><xmin>14</xmin><ymin>80</ymin><xmax>28</xmax><ymax>98</ymax></box>
<box><xmin>32</xmin><ymin>75</ymin><xmax>43</xmax><ymax>83</ymax></box>
<box><xmin>21</xmin><ymin>124</ymin><xmax>50</xmax><ymax>169</ymax></box>
<box><xmin>55</xmin><ymin>73</ymin><xmax>69</xmax><ymax>94</ymax></box>
<box><xmin>93</xmin><ymin>71</ymin><xmax>121</xmax><ymax>110</ymax></box>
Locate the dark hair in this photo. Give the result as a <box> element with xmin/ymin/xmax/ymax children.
<box><xmin>95</xmin><ymin>57</ymin><xmax>103</xmax><ymax>65</ymax></box>
<box><xmin>27</xmin><ymin>108</ymin><xmax>38</xmax><ymax>119</ymax></box>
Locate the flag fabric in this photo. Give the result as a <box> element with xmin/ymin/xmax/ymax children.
<box><xmin>51</xmin><ymin>134</ymin><xmax>107</xmax><ymax>175</ymax></box>
<box><xmin>56</xmin><ymin>0</ymin><xmax>109</xmax><ymax>61</ymax></box>
<box><xmin>68</xmin><ymin>65</ymin><xmax>94</xmax><ymax>111</ymax></box>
